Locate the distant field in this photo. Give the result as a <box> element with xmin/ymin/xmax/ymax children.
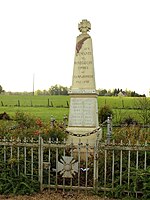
<box><xmin>97</xmin><ymin>96</ymin><xmax>138</xmax><ymax>108</ymax></box>
<box><xmin>0</xmin><ymin>95</ymin><xmax>139</xmax><ymax>108</ymax></box>
<box><xmin>0</xmin><ymin>95</ymin><xmax>149</xmax><ymax>123</ymax></box>
<box><xmin>0</xmin><ymin>95</ymin><xmax>69</xmax><ymax>107</ymax></box>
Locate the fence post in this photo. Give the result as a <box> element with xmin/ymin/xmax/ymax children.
<box><xmin>93</xmin><ymin>140</ymin><xmax>99</xmax><ymax>192</ymax></box>
<box><xmin>38</xmin><ymin>136</ymin><xmax>43</xmax><ymax>191</ymax></box>
<box><xmin>63</xmin><ymin>114</ymin><xmax>68</xmax><ymax>127</ymax></box>
<box><xmin>107</xmin><ymin>116</ymin><xmax>112</xmax><ymax>144</ymax></box>
<box><xmin>1</xmin><ymin>101</ymin><xmax>4</xmax><ymax>106</ymax></box>
<box><xmin>50</xmin><ymin>115</ymin><xmax>55</xmax><ymax>127</ymax></box>
<box><xmin>48</xmin><ymin>98</ymin><xmax>50</xmax><ymax>107</ymax></box>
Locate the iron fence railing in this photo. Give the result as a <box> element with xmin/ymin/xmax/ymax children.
<box><xmin>0</xmin><ymin>136</ymin><xmax>150</xmax><ymax>198</ymax></box>
<box><xmin>98</xmin><ymin>140</ymin><xmax>150</xmax><ymax>198</ymax></box>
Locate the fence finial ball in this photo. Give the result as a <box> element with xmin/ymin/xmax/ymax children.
<box><xmin>78</xmin><ymin>19</ymin><xmax>91</xmax><ymax>34</ymax></box>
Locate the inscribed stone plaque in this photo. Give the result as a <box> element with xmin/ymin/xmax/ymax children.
<box><xmin>68</xmin><ymin>98</ymin><xmax>98</xmax><ymax>127</ymax></box>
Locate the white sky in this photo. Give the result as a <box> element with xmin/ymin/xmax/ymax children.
<box><xmin>0</xmin><ymin>0</ymin><xmax>150</xmax><ymax>96</ymax></box>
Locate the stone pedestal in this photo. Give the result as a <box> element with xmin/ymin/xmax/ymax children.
<box><xmin>66</xmin><ymin>20</ymin><xmax>101</xmax><ymax>145</ymax></box>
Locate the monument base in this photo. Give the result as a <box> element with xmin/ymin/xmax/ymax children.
<box><xmin>66</xmin><ymin>127</ymin><xmax>102</xmax><ymax>146</ymax></box>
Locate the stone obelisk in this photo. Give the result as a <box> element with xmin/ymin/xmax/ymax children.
<box><xmin>67</xmin><ymin>19</ymin><xmax>101</xmax><ymax>145</ymax></box>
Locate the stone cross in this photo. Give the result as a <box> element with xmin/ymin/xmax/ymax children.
<box><xmin>78</xmin><ymin>19</ymin><xmax>91</xmax><ymax>34</ymax></box>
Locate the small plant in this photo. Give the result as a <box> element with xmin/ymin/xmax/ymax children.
<box><xmin>0</xmin><ymin>111</ymin><xmax>68</xmax><ymax>141</ymax></box>
<box><xmin>121</xmin><ymin>116</ymin><xmax>138</xmax><ymax>126</ymax></box>
<box><xmin>0</xmin><ymin>162</ymin><xmax>40</xmax><ymax>195</ymax></box>
<box><xmin>14</xmin><ymin>111</ymin><xmax>36</xmax><ymax>129</ymax></box>
<box><xmin>134</xmin><ymin>97</ymin><xmax>150</xmax><ymax>125</ymax></box>
<box><xmin>98</xmin><ymin>105</ymin><xmax>113</xmax><ymax>124</ymax></box>
<box><xmin>112</xmin><ymin>125</ymin><xmax>150</xmax><ymax>143</ymax></box>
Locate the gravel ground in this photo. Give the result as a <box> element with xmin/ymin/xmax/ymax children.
<box><xmin>0</xmin><ymin>190</ymin><xmax>117</xmax><ymax>200</ymax></box>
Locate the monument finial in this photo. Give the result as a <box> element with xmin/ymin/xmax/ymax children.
<box><xmin>78</xmin><ymin>19</ymin><xmax>91</xmax><ymax>34</ymax></box>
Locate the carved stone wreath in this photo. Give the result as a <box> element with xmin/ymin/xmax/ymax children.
<box><xmin>58</xmin><ymin>156</ymin><xmax>78</xmax><ymax>178</ymax></box>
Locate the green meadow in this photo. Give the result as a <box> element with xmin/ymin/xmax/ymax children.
<box><xmin>0</xmin><ymin>95</ymin><xmax>149</xmax><ymax>123</ymax></box>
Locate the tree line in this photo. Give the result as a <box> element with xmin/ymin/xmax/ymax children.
<box><xmin>98</xmin><ymin>88</ymin><xmax>146</xmax><ymax>97</ymax></box>
<box><xmin>0</xmin><ymin>84</ymin><xmax>146</xmax><ymax>97</ymax></box>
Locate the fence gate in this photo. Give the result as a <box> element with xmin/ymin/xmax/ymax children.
<box><xmin>38</xmin><ymin>137</ymin><xmax>99</xmax><ymax>192</ymax></box>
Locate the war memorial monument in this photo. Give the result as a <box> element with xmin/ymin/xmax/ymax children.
<box><xmin>67</xmin><ymin>19</ymin><xmax>101</xmax><ymax>145</ymax></box>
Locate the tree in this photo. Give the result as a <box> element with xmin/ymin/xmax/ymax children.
<box><xmin>98</xmin><ymin>89</ymin><xmax>107</xmax><ymax>96</ymax></box>
<box><xmin>0</xmin><ymin>85</ymin><xmax>4</xmax><ymax>94</ymax></box>
<box><xmin>134</xmin><ymin>97</ymin><xmax>150</xmax><ymax>125</ymax></box>
<box><xmin>35</xmin><ymin>90</ymin><xmax>43</xmax><ymax>95</ymax></box>
<box><xmin>49</xmin><ymin>85</ymin><xmax>68</xmax><ymax>95</ymax></box>
<box><xmin>113</xmin><ymin>88</ymin><xmax>118</xmax><ymax>96</ymax></box>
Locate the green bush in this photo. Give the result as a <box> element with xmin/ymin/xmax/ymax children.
<box><xmin>98</xmin><ymin>105</ymin><xmax>113</xmax><ymax>124</ymax></box>
<box><xmin>14</xmin><ymin>111</ymin><xmax>36</xmax><ymax>128</ymax></box>
<box><xmin>0</xmin><ymin>111</ymin><xmax>68</xmax><ymax>141</ymax></box>
<box><xmin>112</xmin><ymin>126</ymin><xmax>150</xmax><ymax>143</ymax></box>
<box><xmin>0</xmin><ymin>112</ymin><xmax>68</xmax><ymax>195</ymax></box>
<box><xmin>121</xmin><ymin>116</ymin><xmax>139</xmax><ymax>126</ymax></box>
<box><xmin>0</xmin><ymin>164</ymin><xmax>40</xmax><ymax>195</ymax></box>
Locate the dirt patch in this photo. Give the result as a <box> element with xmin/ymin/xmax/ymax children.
<box><xmin>0</xmin><ymin>190</ymin><xmax>116</xmax><ymax>200</ymax></box>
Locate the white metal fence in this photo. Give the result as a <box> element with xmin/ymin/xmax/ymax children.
<box><xmin>0</xmin><ymin>136</ymin><xmax>150</xmax><ymax>197</ymax></box>
<box><xmin>0</xmin><ymin>136</ymin><xmax>99</xmax><ymax>192</ymax></box>
<box><xmin>98</xmin><ymin>140</ymin><xmax>150</xmax><ymax>198</ymax></box>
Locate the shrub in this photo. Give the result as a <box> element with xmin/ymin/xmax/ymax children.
<box><xmin>0</xmin><ymin>112</ymin><xmax>68</xmax><ymax>195</ymax></box>
<box><xmin>0</xmin><ymin>111</ymin><xmax>68</xmax><ymax>141</ymax></box>
<box><xmin>98</xmin><ymin>105</ymin><xmax>113</xmax><ymax>124</ymax></box>
<box><xmin>121</xmin><ymin>116</ymin><xmax>139</xmax><ymax>126</ymax></box>
<box><xmin>112</xmin><ymin>125</ymin><xmax>150</xmax><ymax>143</ymax></box>
<box><xmin>14</xmin><ymin>111</ymin><xmax>37</xmax><ymax>129</ymax></box>
<box><xmin>0</xmin><ymin>163</ymin><xmax>40</xmax><ymax>195</ymax></box>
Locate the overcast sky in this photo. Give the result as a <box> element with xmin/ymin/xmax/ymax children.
<box><xmin>0</xmin><ymin>0</ymin><xmax>150</xmax><ymax>96</ymax></box>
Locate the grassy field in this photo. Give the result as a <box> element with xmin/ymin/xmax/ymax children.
<box><xmin>0</xmin><ymin>106</ymin><xmax>69</xmax><ymax>122</ymax></box>
<box><xmin>98</xmin><ymin>96</ymin><xmax>137</xmax><ymax>108</ymax></box>
<box><xmin>0</xmin><ymin>95</ymin><xmax>69</xmax><ymax>107</ymax></box>
<box><xmin>0</xmin><ymin>95</ymin><xmax>138</xmax><ymax>108</ymax></box>
<box><xmin>0</xmin><ymin>95</ymin><xmax>149</xmax><ymax>123</ymax></box>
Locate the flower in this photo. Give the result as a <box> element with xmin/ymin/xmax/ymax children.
<box><xmin>34</xmin><ymin>130</ymin><xmax>40</xmax><ymax>135</ymax></box>
<box><xmin>36</xmin><ymin>118</ymin><xmax>43</xmax><ymax>127</ymax></box>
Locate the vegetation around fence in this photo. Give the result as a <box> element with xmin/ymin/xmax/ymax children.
<box><xmin>0</xmin><ymin>96</ymin><xmax>150</xmax><ymax>199</ymax></box>
<box><xmin>98</xmin><ymin>140</ymin><xmax>150</xmax><ymax>199</ymax></box>
<box><xmin>0</xmin><ymin>135</ymin><xmax>150</xmax><ymax>199</ymax></box>
<box><xmin>0</xmin><ymin>112</ymin><xmax>150</xmax><ymax>199</ymax></box>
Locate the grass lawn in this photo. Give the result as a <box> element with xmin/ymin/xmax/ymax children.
<box><xmin>0</xmin><ymin>106</ymin><xmax>69</xmax><ymax>122</ymax></box>
<box><xmin>0</xmin><ymin>95</ymin><xmax>149</xmax><ymax>124</ymax></box>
